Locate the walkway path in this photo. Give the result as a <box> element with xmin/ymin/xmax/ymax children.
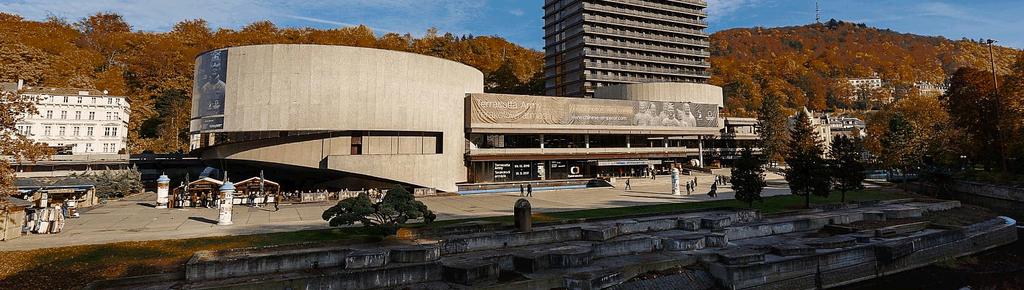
<box><xmin>2</xmin><ymin>171</ymin><xmax>790</xmax><ymax>251</ymax></box>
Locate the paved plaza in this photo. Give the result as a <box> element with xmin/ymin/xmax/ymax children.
<box><xmin>2</xmin><ymin>171</ymin><xmax>795</xmax><ymax>251</ymax></box>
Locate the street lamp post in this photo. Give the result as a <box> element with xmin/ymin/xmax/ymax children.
<box><xmin>986</xmin><ymin>39</ymin><xmax>1007</xmax><ymax>172</ymax></box>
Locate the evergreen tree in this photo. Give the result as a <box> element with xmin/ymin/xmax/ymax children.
<box><xmin>829</xmin><ymin>135</ymin><xmax>865</xmax><ymax>202</ymax></box>
<box><xmin>731</xmin><ymin>147</ymin><xmax>766</xmax><ymax>208</ymax></box>
<box><xmin>785</xmin><ymin>109</ymin><xmax>832</xmax><ymax>208</ymax></box>
<box><xmin>756</xmin><ymin>94</ymin><xmax>790</xmax><ymax>166</ymax></box>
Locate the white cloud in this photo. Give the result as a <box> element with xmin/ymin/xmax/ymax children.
<box><xmin>706</xmin><ymin>0</ymin><xmax>764</xmax><ymax>23</ymax></box>
<box><xmin>509</xmin><ymin>8</ymin><xmax>524</xmax><ymax>16</ymax></box>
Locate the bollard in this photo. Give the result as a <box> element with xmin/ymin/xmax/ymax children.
<box><xmin>514</xmin><ymin>198</ymin><xmax>532</xmax><ymax>232</ymax></box>
<box><xmin>156</xmin><ymin>174</ymin><xmax>170</xmax><ymax>209</ymax></box>
<box><xmin>218</xmin><ymin>181</ymin><xmax>235</xmax><ymax>226</ymax></box>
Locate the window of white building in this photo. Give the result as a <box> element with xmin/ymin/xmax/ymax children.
<box><xmin>75</xmin><ymin>111</ymin><xmax>81</xmax><ymax>120</ymax></box>
<box><xmin>73</xmin><ymin>127</ymin><xmax>80</xmax><ymax>136</ymax></box>
<box><xmin>61</xmin><ymin>111</ymin><xmax>67</xmax><ymax>119</ymax></box>
<box><xmin>58</xmin><ymin>126</ymin><xmax>65</xmax><ymax>136</ymax></box>
<box><xmin>87</xmin><ymin>127</ymin><xmax>93</xmax><ymax>136</ymax></box>
<box><xmin>89</xmin><ymin>112</ymin><xmax>95</xmax><ymax>120</ymax></box>
<box><xmin>44</xmin><ymin>126</ymin><xmax>51</xmax><ymax>136</ymax></box>
<box><xmin>46</xmin><ymin>110</ymin><xmax>53</xmax><ymax>119</ymax></box>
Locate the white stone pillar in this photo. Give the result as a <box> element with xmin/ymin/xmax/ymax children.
<box><xmin>585</xmin><ymin>135</ymin><xmax>590</xmax><ymax>149</ymax></box>
<box><xmin>218</xmin><ymin>181</ymin><xmax>235</xmax><ymax>226</ymax></box>
<box><xmin>698</xmin><ymin>136</ymin><xmax>705</xmax><ymax>168</ymax></box>
<box><xmin>539</xmin><ymin>134</ymin><xmax>545</xmax><ymax>149</ymax></box>
<box><xmin>156</xmin><ymin>174</ymin><xmax>170</xmax><ymax>209</ymax></box>
<box><xmin>671</xmin><ymin>167</ymin><xmax>681</xmax><ymax>196</ymax></box>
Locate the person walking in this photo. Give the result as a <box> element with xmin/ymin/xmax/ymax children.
<box><xmin>710</xmin><ymin>182</ymin><xmax>718</xmax><ymax>198</ymax></box>
<box><xmin>686</xmin><ymin>182</ymin><xmax>691</xmax><ymax>195</ymax></box>
<box><xmin>520</xmin><ymin>184</ymin><xmax>525</xmax><ymax>197</ymax></box>
<box><xmin>625</xmin><ymin>178</ymin><xmax>632</xmax><ymax>190</ymax></box>
<box><xmin>526</xmin><ymin>184</ymin><xmax>533</xmax><ymax>197</ymax></box>
<box><xmin>273</xmin><ymin>192</ymin><xmax>280</xmax><ymax>211</ymax></box>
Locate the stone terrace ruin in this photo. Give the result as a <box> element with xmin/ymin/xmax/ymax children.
<box><xmin>91</xmin><ymin>199</ymin><xmax>1018</xmax><ymax>290</ymax></box>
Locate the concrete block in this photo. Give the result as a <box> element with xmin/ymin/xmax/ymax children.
<box><xmin>442</xmin><ymin>259</ymin><xmax>499</xmax><ymax>285</ymax></box>
<box><xmin>717</xmin><ymin>248</ymin><xmax>765</xmax><ymax>265</ymax></box>
<box><xmin>823</xmin><ymin>224</ymin><xmax>859</xmax><ymax>234</ymax></box>
<box><xmin>705</xmin><ymin>233</ymin><xmax>728</xmax><ymax>248</ymax></box>
<box><xmin>772</xmin><ymin>244</ymin><xmax>815</xmax><ymax>256</ymax></box>
<box><xmin>565</xmin><ymin>271</ymin><xmax>625</xmax><ymax>290</ymax></box>
<box><xmin>806</xmin><ymin>236</ymin><xmax>858</xmax><ymax>249</ymax></box>
<box><xmin>389</xmin><ymin>244</ymin><xmax>440</xmax><ymax>263</ymax></box>
<box><xmin>732</xmin><ymin>210</ymin><xmax>762</xmax><ymax>223</ymax></box>
<box><xmin>863</xmin><ymin>211</ymin><xmax>886</xmax><ymax>221</ymax></box>
<box><xmin>593</xmin><ymin>236</ymin><xmax>662</xmax><ymax>257</ymax></box>
<box><xmin>701</xmin><ymin>216</ymin><xmax>732</xmax><ymax>230</ymax></box>
<box><xmin>345</xmin><ymin>249</ymin><xmax>388</xmax><ymax>269</ymax></box>
<box><xmin>548</xmin><ymin>245</ymin><xmax>594</xmax><ymax>268</ymax></box>
<box><xmin>512</xmin><ymin>251</ymin><xmax>549</xmax><ymax>273</ymax></box>
<box><xmin>875</xmin><ymin>221</ymin><xmax>930</xmax><ymax>238</ymax></box>
<box><xmin>581</xmin><ymin>226</ymin><xmax>619</xmax><ymax>241</ymax></box>
<box><xmin>663</xmin><ymin>234</ymin><xmax>707</xmax><ymax>251</ymax></box>
<box><xmin>883</xmin><ymin>207</ymin><xmax>923</xmax><ymax>219</ymax></box>
<box><xmin>678</xmin><ymin>217</ymin><xmax>702</xmax><ymax>231</ymax></box>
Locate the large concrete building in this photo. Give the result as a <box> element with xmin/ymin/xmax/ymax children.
<box><xmin>543</xmin><ymin>0</ymin><xmax>711</xmax><ymax>97</ymax></box>
<box><xmin>189</xmin><ymin>44</ymin><xmax>747</xmax><ymax>193</ymax></box>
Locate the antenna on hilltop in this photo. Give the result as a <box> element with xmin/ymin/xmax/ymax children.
<box><xmin>815</xmin><ymin>1</ymin><xmax>821</xmax><ymax>24</ymax></box>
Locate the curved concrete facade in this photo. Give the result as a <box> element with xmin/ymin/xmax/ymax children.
<box><xmin>593</xmin><ymin>83</ymin><xmax>724</xmax><ymax>108</ymax></box>
<box><xmin>192</xmin><ymin>44</ymin><xmax>484</xmax><ymax>192</ymax></box>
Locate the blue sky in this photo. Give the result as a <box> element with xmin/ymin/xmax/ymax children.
<box><xmin>1</xmin><ymin>0</ymin><xmax>1022</xmax><ymax>49</ymax></box>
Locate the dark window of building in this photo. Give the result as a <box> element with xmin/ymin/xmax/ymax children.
<box><xmin>351</xmin><ymin>134</ymin><xmax>363</xmax><ymax>155</ymax></box>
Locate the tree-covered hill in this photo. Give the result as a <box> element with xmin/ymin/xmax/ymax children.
<box><xmin>709</xmin><ymin>20</ymin><xmax>1021</xmax><ymax>116</ymax></box>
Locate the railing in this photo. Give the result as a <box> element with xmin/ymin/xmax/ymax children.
<box><xmin>583</xmin><ymin>61</ymin><xmax>710</xmax><ymax>78</ymax></box>
<box><xmin>584</xmin><ymin>14</ymin><xmax>707</xmax><ymax>37</ymax></box>
<box><xmin>585</xmin><ymin>26</ymin><xmax>709</xmax><ymax>47</ymax></box>
<box><xmin>469</xmin><ymin>147</ymin><xmax>700</xmax><ymax>156</ymax></box>
<box><xmin>584</xmin><ymin>72</ymin><xmax>710</xmax><ymax>84</ymax></box>
<box><xmin>586</xmin><ymin>38</ymin><xmax>710</xmax><ymax>57</ymax></box>
<box><xmin>587</xmin><ymin>1</ymin><xmax>707</xmax><ymax>22</ymax></box>
<box><xmin>586</xmin><ymin>49</ymin><xmax>710</xmax><ymax>67</ymax></box>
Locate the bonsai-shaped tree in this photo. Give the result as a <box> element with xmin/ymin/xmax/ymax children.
<box><xmin>829</xmin><ymin>135</ymin><xmax>865</xmax><ymax>202</ymax></box>
<box><xmin>322</xmin><ymin>186</ymin><xmax>436</xmax><ymax>233</ymax></box>
<box><xmin>731</xmin><ymin>147</ymin><xmax>766</xmax><ymax>208</ymax></box>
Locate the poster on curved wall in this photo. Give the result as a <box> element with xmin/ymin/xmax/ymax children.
<box><xmin>469</xmin><ymin>94</ymin><xmax>719</xmax><ymax>128</ymax></box>
<box><xmin>193</xmin><ymin>49</ymin><xmax>228</xmax><ymax>131</ymax></box>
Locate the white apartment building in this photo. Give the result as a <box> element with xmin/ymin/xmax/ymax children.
<box><xmin>4</xmin><ymin>81</ymin><xmax>130</xmax><ymax>155</ymax></box>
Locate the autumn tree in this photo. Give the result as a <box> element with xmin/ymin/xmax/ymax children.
<box><xmin>941</xmin><ymin>67</ymin><xmax>1018</xmax><ymax>171</ymax></box>
<box><xmin>785</xmin><ymin>109</ymin><xmax>832</xmax><ymax>208</ymax></box>
<box><xmin>1</xmin><ymin>90</ymin><xmax>52</xmax><ymax>205</ymax></box>
<box><xmin>756</xmin><ymin>93</ymin><xmax>789</xmax><ymax>166</ymax></box>
<box><xmin>879</xmin><ymin>114</ymin><xmax>920</xmax><ymax>189</ymax></box>
<box><xmin>731</xmin><ymin>147</ymin><xmax>766</xmax><ymax>208</ymax></box>
<box><xmin>829</xmin><ymin>135</ymin><xmax>865</xmax><ymax>202</ymax></box>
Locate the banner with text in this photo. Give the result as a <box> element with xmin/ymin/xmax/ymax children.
<box><xmin>470</xmin><ymin>94</ymin><xmax>719</xmax><ymax>128</ymax></box>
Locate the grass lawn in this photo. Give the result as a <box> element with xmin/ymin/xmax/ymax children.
<box><xmin>0</xmin><ymin>188</ymin><xmax>909</xmax><ymax>290</ymax></box>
